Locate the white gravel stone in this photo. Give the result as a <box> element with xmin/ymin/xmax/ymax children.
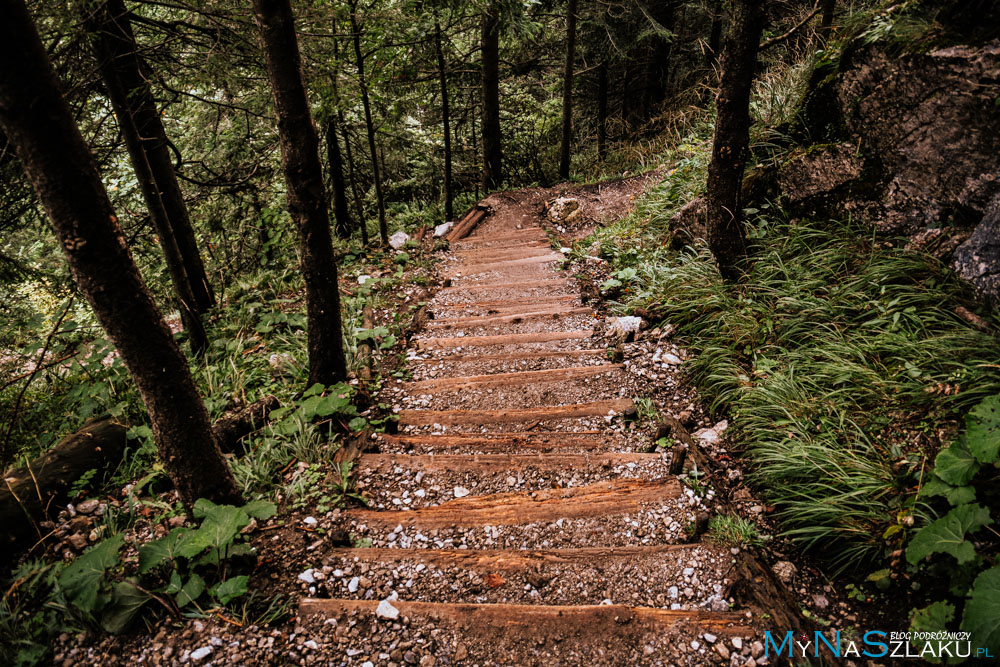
<box><xmin>297</xmin><ymin>569</ymin><xmax>315</xmax><ymax>584</ymax></box>
<box><xmin>189</xmin><ymin>646</ymin><xmax>212</xmax><ymax>662</ymax></box>
<box><xmin>376</xmin><ymin>599</ymin><xmax>400</xmax><ymax>620</ymax></box>
<box><xmin>453</xmin><ymin>486</ymin><xmax>470</xmax><ymax>498</ymax></box>
<box><xmin>389</xmin><ymin>231</ymin><xmax>410</xmax><ymax>249</ymax></box>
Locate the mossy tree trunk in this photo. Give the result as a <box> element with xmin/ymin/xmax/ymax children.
<box><xmin>558</xmin><ymin>0</ymin><xmax>578</xmax><ymax>180</ymax></box>
<box><xmin>253</xmin><ymin>0</ymin><xmax>348</xmax><ymax>387</ymax></box>
<box><xmin>0</xmin><ymin>0</ymin><xmax>242</xmax><ymax>512</ymax></box>
<box><xmin>705</xmin><ymin>0</ymin><xmax>766</xmax><ymax>282</ymax></box>
<box><xmin>481</xmin><ymin>3</ymin><xmax>503</xmax><ymax>192</ymax></box>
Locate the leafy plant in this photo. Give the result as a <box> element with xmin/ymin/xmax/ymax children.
<box><xmin>903</xmin><ymin>394</ymin><xmax>1000</xmax><ymax>657</ymax></box>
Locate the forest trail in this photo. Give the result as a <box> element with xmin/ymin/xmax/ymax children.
<box><xmin>301</xmin><ymin>198</ymin><xmax>777</xmax><ymax>665</ymax></box>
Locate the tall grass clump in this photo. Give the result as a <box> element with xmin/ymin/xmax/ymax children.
<box><xmin>622</xmin><ymin>215</ymin><xmax>1000</xmax><ymax>571</ymax></box>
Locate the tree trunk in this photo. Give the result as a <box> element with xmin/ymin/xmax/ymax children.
<box><xmin>480</xmin><ymin>4</ymin><xmax>502</xmax><ymax>192</ymax></box>
<box><xmin>86</xmin><ymin>0</ymin><xmax>208</xmax><ymax>354</ymax></box>
<box><xmin>705</xmin><ymin>0</ymin><xmax>766</xmax><ymax>282</ymax></box>
<box><xmin>253</xmin><ymin>0</ymin><xmax>348</xmax><ymax>387</ymax></box>
<box><xmin>435</xmin><ymin>20</ymin><xmax>454</xmax><ymax>221</ymax></box>
<box><xmin>339</xmin><ymin>115</ymin><xmax>369</xmax><ymax>246</ymax></box>
<box><xmin>597</xmin><ymin>63</ymin><xmax>608</xmax><ymax>162</ymax></box>
<box><xmin>558</xmin><ymin>0</ymin><xmax>578</xmax><ymax>180</ymax></box>
<box><xmin>820</xmin><ymin>0</ymin><xmax>836</xmax><ymax>39</ymax></box>
<box><xmin>349</xmin><ymin>2</ymin><xmax>388</xmax><ymax>245</ymax></box>
<box><xmin>83</xmin><ymin>0</ymin><xmax>214</xmax><ymax>313</ymax></box>
<box><xmin>0</xmin><ymin>0</ymin><xmax>242</xmax><ymax>512</ymax></box>
<box><xmin>325</xmin><ymin>119</ymin><xmax>352</xmax><ymax>239</ymax></box>
<box><xmin>707</xmin><ymin>0</ymin><xmax>724</xmax><ymax>66</ymax></box>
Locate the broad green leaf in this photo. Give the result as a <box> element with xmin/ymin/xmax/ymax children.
<box><xmin>210</xmin><ymin>575</ymin><xmax>249</xmax><ymax>605</ymax></box>
<box><xmin>962</xmin><ymin>565</ymin><xmax>1000</xmax><ymax>654</ymax></box>
<box><xmin>934</xmin><ymin>438</ymin><xmax>980</xmax><ymax>486</ymax></box>
<box><xmin>175</xmin><ymin>573</ymin><xmax>205</xmax><ymax>608</ymax></box>
<box><xmin>348</xmin><ymin>416</ymin><xmax>368</xmax><ymax>432</ymax></box>
<box><xmin>101</xmin><ymin>579</ymin><xmax>150</xmax><ymax>634</ymax></box>
<box><xmin>909</xmin><ymin>601</ymin><xmax>956</xmax><ymax>665</ymax></box>
<box><xmin>242</xmin><ymin>500</ymin><xmax>277</xmax><ymax>520</ymax></box>
<box><xmin>906</xmin><ymin>503</ymin><xmax>992</xmax><ymax>565</ymax></box>
<box><xmin>165</xmin><ymin>570</ymin><xmax>183</xmax><ymax>594</ymax></box>
<box><xmin>58</xmin><ymin>534</ymin><xmax>124</xmax><ymax>613</ymax></box>
<box><xmin>138</xmin><ymin>528</ymin><xmax>190</xmax><ymax>574</ymax></box>
<box><xmin>966</xmin><ymin>395</ymin><xmax>1000</xmax><ymax>463</ymax></box>
<box><xmin>919</xmin><ymin>474</ymin><xmax>977</xmax><ymax>506</ymax></box>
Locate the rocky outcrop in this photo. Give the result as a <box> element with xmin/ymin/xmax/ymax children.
<box><xmin>778</xmin><ymin>38</ymin><xmax>1000</xmax><ymax>304</ymax></box>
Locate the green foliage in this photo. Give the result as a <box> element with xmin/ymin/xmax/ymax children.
<box><xmin>902</xmin><ymin>393</ymin><xmax>1000</xmax><ymax>656</ymax></box>
<box><xmin>597</xmin><ymin>189</ymin><xmax>1000</xmax><ymax>570</ymax></box>
<box><xmin>707</xmin><ymin>514</ymin><xmax>764</xmax><ymax>548</ymax></box>
<box><xmin>0</xmin><ymin>496</ymin><xmax>276</xmax><ymax>664</ymax></box>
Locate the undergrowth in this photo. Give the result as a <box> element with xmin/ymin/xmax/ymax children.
<box><xmin>615</xmin><ymin>213</ymin><xmax>1000</xmax><ymax>570</ymax></box>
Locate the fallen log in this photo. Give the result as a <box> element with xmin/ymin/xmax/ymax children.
<box><xmin>2</xmin><ymin>417</ymin><xmax>128</xmax><ymax>550</ymax></box>
<box><xmin>1</xmin><ymin>395</ymin><xmax>280</xmax><ymax>556</ymax></box>
<box><xmin>445</xmin><ymin>205</ymin><xmax>489</xmax><ymax>243</ymax></box>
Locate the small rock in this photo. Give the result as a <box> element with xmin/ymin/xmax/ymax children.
<box><xmin>454</xmin><ymin>644</ymin><xmax>468</xmax><ymax>661</ymax></box>
<box><xmin>612</xmin><ymin>316</ymin><xmax>643</xmax><ymax>334</ymax></box>
<box><xmin>297</xmin><ymin>569</ymin><xmax>315</xmax><ymax>584</ymax></box>
<box><xmin>771</xmin><ymin>561</ymin><xmax>797</xmax><ymax>584</ymax></box>
<box><xmin>715</xmin><ymin>643</ymin><xmax>731</xmax><ymax>660</ymax></box>
<box><xmin>752</xmin><ymin>640</ymin><xmax>765</xmax><ymax>658</ymax></box>
<box><xmin>420</xmin><ymin>656</ymin><xmax>436</xmax><ymax>667</ymax></box>
<box><xmin>302</xmin><ymin>516</ymin><xmax>318</xmax><ymax>526</ymax></box>
<box><xmin>189</xmin><ymin>646</ymin><xmax>212</xmax><ymax>662</ymax></box>
<box><xmin>66</xmin><ymin>533</ymin><xmax>88</xmax><ymax>550</ymax></box>
<box><xmin>389</xmin><ymin>231</ymin><xmax>410</xmax><ymax>249</ymax></box>
<box><xmin>376</xmin><ymin>599</ymin><xmax>400</xmax><ymax>620</ymax></box>
<box><xmin>433</xmin><ymin>221</ymin><xmax>454</xmax><ymax>238</ymax></box>
<box><xmin>732</xmin><ymin>637</ymin><xmax>743</xmax><ymax>650</ymax></box>
<box><xmin>348</xmin><ymin>577</ymin><xmax>360</xmax><ymax>593</ymax></box>
<box><xmin>358</xmin><ymin>274</ymin><xmax>372</xmax><ymax>285</ymax></box>
<box><xmin>812</xmin><ymin>594</ymin><xmax>829</xmax><ymax>609</ymax></box>
<box><xmin>76</xmin><ymin>499</ymin><xmax>100</xmax><ymax>515</ymax></box>
<box><xmin>703</xmin><ymin>633</ymin><xmax>717</xmax><ymax>643</ymax></box>
<box><xmin>453</xmin><ymin>486</ymin><xmax>470</xmax><ymax>498</ymax></box>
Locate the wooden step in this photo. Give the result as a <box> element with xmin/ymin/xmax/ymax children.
<box><xmin>457</xmin><ymin>252</ymin><xmax>564</xmax><ymax>276</ymax></box>
<box><xmin>398</xmin><ymin>398</ymin><xmax>632</xmax><ymax>426</ymax></box>
<box><xmin>356</xmin><ymin>452</ymin><xmax>663</xmax><ymax>474</ymax></box>
<box><xmin>425</xmin><ymin>306</ymin><xmax>593</xmax><ymax>329</ymax></box>
<box><xmin>346</xmin><ymin>478</ymin><xmax>679</xmax><ymax>528</ymax></box>
<box><xmin>415</xmin><ymin>330</ymin><xmax>592</xmax><ymax>350</ymax></box>
<box><xmin>439</xmin><ymin>278</ymin><xmax>570</xmax><ymax>293</ymax></box>
<box><xmin>376</xmin><ymin>432</ymin><xmax>611</xmax><ymax>454</ymax></box>
<box><xmin>298</xmin><ymin>600</ymin><xmax>748</xmax><ymax>650</ymax></box>
<box><xmin>454</xmin><ymin>229</ymin><xmax>548</xmax><ymax>245</ymax></box>
<box><xmin>436</xmin><ymin>295</ymin><xmax>578</xmax><ymax>311</ymax></box>
<box><xmin>406</xmin><ymin>364</ymin><xmax>622</xmax><ymax>392</ymax></box>
<box><xmin>322</xmin><ymin>544</ymin><xmax>705</xmax><ymax>571</ymax></box>
<box><xmin>454</xmin><ymin>246</ymin><xmax>553</xmax><ymax>261</ymax></box>
<box><xmin>413</xmin><ymin>348</ymin><xmax>606</xmax><ymax>364</ymax></box>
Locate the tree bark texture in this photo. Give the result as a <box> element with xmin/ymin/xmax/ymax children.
<box><xmin>480</xmin><ymin>4</ymin><xmax>503</xmax><ymax>192</ymax></box>
<box><xmin>325</xmin><ymin>119</ymin><xmax>352</xmax><ymax>239</ymax></box>
<box><xmin>253</xmin><ymin>0</ymin><xmax>348</xmax><ymax>387</ymax></box>
<box><xmin>339</xmin><ymin>114</ymin><xmax>369</xmax><ymax>246</ymax></box>
<box><xmin>86</xmin><ymin>0</ymin><xmax>208</xmax><ymax>354</ymax></box>
<box><xmin>83</xmin><ymin>0</ymin><xmax>214</xmax><ymax>313</ymax></box>
<box><xmin>597</xmin><ymin>63</ymin><xmax>608</xmax><ymax>162</ymax></box>
<box><xmin>349</xmin><ymin>2</ymin><xmax>388</xmax><ymax>244</ymax></box>
<box><xmin>0</xmin><ymin>0</ymin><xmax>242</xmax><ymax>511</ymax></box>
<box><xmin>707</xmin><ymin>0</ymin><xmax>724</xmax><ymax>65</ymax></box>
<box><xmin>705</xmin><ymin>0</ymin><xmax>766</xmax><ymax>282</ymax></box>
<box><xmin>558</xmin><ymin>0</ymin><xmax>578</xmax><ymax>180</ymax></box>
<box><xmin>821</xmin><ymin>0</ymin><xmax>836</xmax><ymax>38</ymax></box>
<box><xmin>435</xmin><ymin>20</ymin><xmax>454</xmax><ymax>221</ymax></box>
